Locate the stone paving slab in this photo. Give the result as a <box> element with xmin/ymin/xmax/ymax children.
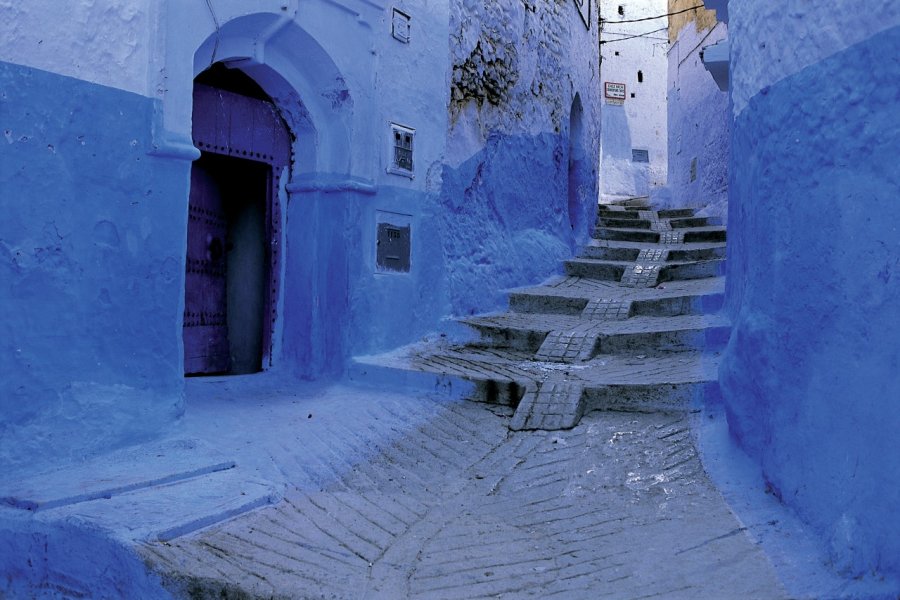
<box><xmin>142</xmin><ymin>406</ymin><xmax>788</xmax><ymax>599</ymax></box>
<box><xmin>0</xmin><ymin>438</ymin><xmax>235</xmax><ymax>512</ymax></box>
<box><xmin>585</xmin><ymin>238</ymin><xmax>725</xmax><ymax>252</ymax></box>
<box><xmin>534</xmin><ymin>324</ymin><xmax>602</xmax><ymax>362</ymax></box>
<box><xmin>660</xmin><ymin>230</ymin><xmax>686</xmax><ymax>244</ymax></box>
<box><xmin>464</xmin><ymin>311</ymin><xmax>730</xmax><ymax>340</ymax></box>
<box><xmin>37</xmin><ymin>468</ymin><xmax>279</xmax><ymax>543</ymax></box>
<box><xmin>354</xmin><ymin>345</ymin><xmax>721</xmax><ymax>389</ymax></box>
<box><xmin>620</xmin><ymin>262</ymin><xmax>662</xmax><ymax>287</ymax></box>
<box><xmin>510</xmin><ymin>275</ymin><xmax>725</xmax><ymax>306</ymax></box>
<box><xmin>509</xmin><ymin>381</ymin><xmax>585</xmax><ymax>431</ymax></box>
<box><xmin>581</xmin><ymin>298</ymin><xmax>632</xmax><ymax>320</ymax></box>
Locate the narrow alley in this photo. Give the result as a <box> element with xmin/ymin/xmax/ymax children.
<box><xmin>2</xmin><ymin>0</ymin><xmax>899</xmax><ymax>598</ymax></box>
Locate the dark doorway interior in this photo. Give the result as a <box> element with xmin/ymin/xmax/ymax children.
<box><xmin>184</xmin><ymin>64</ymin><xmax>291</xmax><ymax>377</ymax></box>
<box><xmin>184</xmin><ymin>153</ymin><xmax>270</xmax><ymax>376</ymax></box>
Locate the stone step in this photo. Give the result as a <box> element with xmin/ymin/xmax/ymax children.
<box><xmin>598</xmin><ymin>217</ymin><xmax>653</xmax><ymax>229</ymax></box>
<box><xmin>592</xmin><ymin>227</ymin><xmax>660</xmax><ymax>243</ymax></box>
<box><xmin>351</xmin><ymin>348</ymin><xmax>722</xmax><ymax>418</ymax></box>
<box><xmin>683</xmin><ymin>226</ymin><xmax>727</xmax><ymax>243</ymax></box>
<box><xmin>508</xmin><ymin>276</ymin><xmax>725</xmax><ymax>315</ymax></box>
<box><xmin>670</xmin><ymin>216</ymin><xmax>721</xmax><ymax>229</ymax></box>
<box><xmin>578</xmin><ymin>245</ymin><xmax>642</xmax><ymax>261</ymax></box>
<box><xmin>659</xmin><ymin>259</ymin><xmax>727</xmax><ymax>282</ymax></box>
<box><xmin>352</xmin><ymin>203</ymin><xmax>728</xmax><ymax>432</ymax></box>
<box><xmin>564</xmin><ymin>258</ymin><xmax>725</xmax><ymax>283</ymax></box>
<box><xmin>579</xmin><ymin>243</ymin><xmax>725</xmax><ymax>262</ymax></box>
<box><xmin>460</xmin><ymin>313</ymin><xmax>730</xmax><ymax>356</ymax></box>
<box><xmin>657</xmin><ymin>208</ymin><xmax>696</xmax><ymax>218</ymax></box>
<box><xmin>1</xmin><ymin>439</ymin><xmax>235</xmax><ymax>512</ymax></box>
<box><xmin>667</xmin><ymin>245</ymin><xmax>727</xmax><ymax>262</ymax></box>
<box><xmin>36</xmin><ymin>468</ymin><xmax>280</xmax><ymax>543</ymax></box>
<box><xmin>563</xmin><ymin>259</ymin><xmax>629</xmax><ymax>280</ymax></box>
<box><xmin>597</xmin><ymin>208</ymin><xmax>642</xmax><ymax>220</ymax></box>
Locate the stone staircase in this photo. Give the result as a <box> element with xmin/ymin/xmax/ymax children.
<box><xmin>352</xmin><ymin>200</ymin><xmax>728</xmax><ymax>431</ymax></box>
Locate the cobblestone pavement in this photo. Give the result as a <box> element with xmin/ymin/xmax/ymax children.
<box><xmin>144</xmin><ymin>396</ymin><xmax>787</xmax><ymax>599</ymax></box>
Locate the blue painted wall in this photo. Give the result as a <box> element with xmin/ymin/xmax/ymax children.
<box><xmin>282</xmin><ymin>128</ymin><xmax>592</xmax><ymax>375</ymax></box>
<box><xmin>0</xmin><ymin>514</ymin><xmax>171</xmax><ymax>598</ymax></box>
<box><xmin>665</xmin><ymin>21</ymin><xmax>730</xmax><ymax>220</ymax></box>
<box><xmin>721</xmin><ymin>25</ymin><xmax>900</xmax><ymax>578</ymax></box>
<box><xmin>436</xmin><ymin>132</ymin><xmax>587</xmax><ymax>316</ymax></box>
<box><xmin>0</xmin><ymin>62</ymin><xmax>187</xmax><ymax>475</ymax></box>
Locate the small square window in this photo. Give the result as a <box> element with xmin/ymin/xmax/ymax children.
<box><xmin>614</xmin><ymin>51</ymin><xmax>620</xmax><ymax>56</ymax></box>
<box><xmin>632</xmin><ymin>149</ymin><xmax>649</xmax><ymax>163</ymax></box>
<box><xmin>388</xmin><ymin>123</ymin><xmax>415</xmax><ymax>178</ymax></box>
<box><xmin>618</xmin><ymin>5</ymin><xmax>624</xmax><ymax>16</ymax></box>
<box><xmin>630</xmin><ymin>92</ymin><xmax>635</xmax><ymax>98</ymax></box>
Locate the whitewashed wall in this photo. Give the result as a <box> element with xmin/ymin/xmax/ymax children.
<box><xmin>599</xmin><ymin>0</ymin><xmax>668</xmax><ymax>203</ymax></box>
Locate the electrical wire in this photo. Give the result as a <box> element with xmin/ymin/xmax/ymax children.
<box><xmin>600</xmin><ymin>27</ymin><xmax>668</xmax><ymax>45</ymax></box>
<box><xmin>205</xmin><ymin>0</ymin><xmax>221</xmax><ymax>67</ymax></box>
<box><xmin>601</xmin><ymin>4</ymin><xmax>705</xmax><ymax>25</ymax></box>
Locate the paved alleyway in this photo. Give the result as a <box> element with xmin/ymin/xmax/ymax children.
<box><xmin>143</xmin><ymin>204</ymin><xmax>786</xmax><ymax>598</ymax></box>
<box><xmin>144</xmin><ymin>395</ymin><xmax>786</xmax><ymax>599</ymax></box>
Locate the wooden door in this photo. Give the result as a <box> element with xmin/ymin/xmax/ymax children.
<box><xmin>184</xmin><ymin>157</ymin><xmax>230</xmax><ymax>374</ymax></box>
<box><xmin>184</xmin><ymin>80</ymin><xmax>291</xmax><ymax>375</ymax></box>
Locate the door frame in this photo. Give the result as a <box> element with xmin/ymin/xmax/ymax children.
<box><xmin>189</xmin><ymin>82</ymin><xmax>292</xmax><ymax>371</ymax></box>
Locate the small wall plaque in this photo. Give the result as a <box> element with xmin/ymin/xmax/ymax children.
<box><xmin>392</xmin><ymin>8</ymin><xmax>411</xmax><ymax>43</ymax></box>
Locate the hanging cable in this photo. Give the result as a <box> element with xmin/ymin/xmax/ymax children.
<box><xmin>600</xmin><ymin>27</ymin><xmax>668</xmax><ymax>45</ymax></box>
<box><xmin>601</xmin><ymin>4</ymin><xmax>705</xmax><ymax>25</ymax></box>
<box><xmin>204</xmin><ymin>0</ymin><xmax>221</xmax><ymax>67</ymax></box>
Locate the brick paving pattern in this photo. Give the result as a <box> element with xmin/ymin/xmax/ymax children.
<box><xmin>143</xmin><ymin>401</ymin><xmax>787</xmax><ymax>599</ymax></box>
<box><xmin>138</xmin><ymin>203</ymin><xmax>776</xmax><ymax>599</ymax></box>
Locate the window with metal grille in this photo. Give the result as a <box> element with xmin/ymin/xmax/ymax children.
<box><xmin>388</xmin><ymin>123</ymin><xmax>415</xmax><ymax>177</ymax></box>
<box><xmin>632</xmin><ymin>149</ymin><xmax>649</xmax><ymax>163</ymax></box>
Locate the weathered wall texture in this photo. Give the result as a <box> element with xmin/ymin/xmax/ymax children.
<box><xmin>722</xmin><ymin>0</ymin><xmax>900</xmax><ymax>580</ymax></box>
<box><xmin>0</xmin><ymin>61</ymin><xmax>186</xmax><ymax>475</ymax></box>
<box><xmin>668</xmin><ymin>0</ymin><xmax>717</xmax><ymax>43</ymax></box>
<box><xmin>441</xmin><ymin>0</ymin><xmax>600</xmax><ymax>314</ymax></box>
<box><xmin>663</xmin><ymin>9</ymin><xmax>729</xmax><ymax>219</ymax></box>
<box><xmin>0</xmin><ymin>0</ymin><xmax>600</xmax><ymax>474</ymax></box>
<box><xmin>599</xmin><ymin>0</ymin><xmax>668</xmax><ymax>203</ymax></box>
<box><xmin>0</xmin><ymin>0</ymin><xmax>154</xmax><ymax>96</ymax></box>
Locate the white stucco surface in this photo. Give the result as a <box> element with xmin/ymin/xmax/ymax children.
<box><xmin>665</xmin><ymin>19</ymin><xmax>729</xmax><ymax>219</ymax></box>
<box><xmin>599</xmin><ymin>0</ymin><xmax>668</xmax><ymax>202</ymax></box>
<box><xmin>0</xmin><ymin>0</ymin><xmax>154</xmax><ymax>96</ymax></box>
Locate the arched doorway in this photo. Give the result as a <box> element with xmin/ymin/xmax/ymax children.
<box><xmin>568</xmin><ymin>93</ymin><xmax>586</xmax><ymax>232</ymax></box>
<box><xmin>183</xmin><ymin>64</ymin><xmax>291</xmax><ymax>376</ymax></box>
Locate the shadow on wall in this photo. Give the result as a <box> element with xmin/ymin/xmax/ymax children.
<box><xmin>0</xmin><ymin>516</ymin><xmax>170</xmax><ymax>597</ymax></box>
<box><xmin>568</xmin><ymin>93</ymin><xmax>591</xmax><ymax>233</ymax></box>
<box><xmin>721</xmin><ymin>25</ymin><xmax>900</xmax><ymax>581</ymax></box>
<box><xmin>600</xmin><ymin>104</ymin><xmax>644</xmax><ymax>200</ymax></box>
<box><xmin>438</xmin><ymin>130</ymin><xmax>593</xmax><ymax>316</ymax></box>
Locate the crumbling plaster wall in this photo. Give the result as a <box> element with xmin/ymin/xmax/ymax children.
<box><xmin>441</xmin><ymin>0</ymin><xmax>600</xmax><ymax>315</ymax></box>
<box><xmin>721</xmin><ymin>0</ymin><xmax>900</xmax><ymax>581</ymax></box>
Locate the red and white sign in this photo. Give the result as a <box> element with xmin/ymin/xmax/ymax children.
<box><xmin>605</xmin><ymin>82</ymin><xmax>626</xmax><ymax>100</ymax></box>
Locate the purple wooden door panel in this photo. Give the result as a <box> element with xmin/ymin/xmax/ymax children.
<box><xmin>193</xmin><ymin>84</ymin><xmax>291</xmax><ymax>166</ymax></box>
<box><xmin>185</xmin><ymin>82</ymin><xmax>291</xmax><ymax>374</ymax></box>
<box><xmin>183</xmin><ymin>160</ymin><xmax>230</xmax><ymax>374</ymax></box>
